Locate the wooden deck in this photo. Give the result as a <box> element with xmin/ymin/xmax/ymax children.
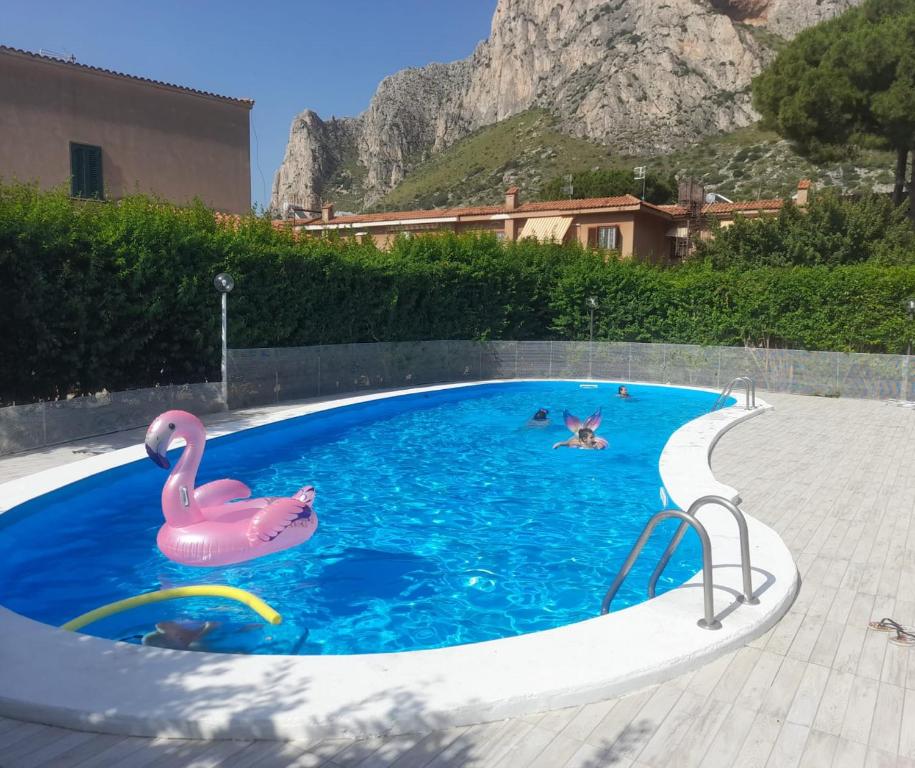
<box><xmin>3</xmin><ymin>392</ymin><xmax>915</xmax><ymax>767</ymax></box>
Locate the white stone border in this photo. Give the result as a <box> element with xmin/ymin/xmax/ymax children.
<box><xmin>0</xmin><ymin>380</ymin><xmax>796</xmax><ymax>741</ymax></box>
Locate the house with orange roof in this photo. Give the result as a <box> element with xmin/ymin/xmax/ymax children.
<box><xmin>0</xmin><ymin>46</ymin><xmax>253</xmax><ymax>214</ymax></box>
<box><xmin>294</xmin><ymin>181</ymin><xmax>807</xmax><ymax>263</ymax></box>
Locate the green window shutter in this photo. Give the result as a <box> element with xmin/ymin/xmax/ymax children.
<box><xmin>70</xmin><ymin>143</ymin><xmax>84</xmax><ymax>197</ymax></box>
<box><xmin>86</xmin><ymin>146</ymin><xmax>103</xmax><ymax>199</ymax></box>
<box><xmin>69</xmin><ymin>143</ymin><xmax>104</xmax><ymax>199</ymax></box>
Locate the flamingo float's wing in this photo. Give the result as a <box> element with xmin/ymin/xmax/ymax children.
<box><xmin>563</xmin><ymin>410</ymin><xmax>582</xmax><ymax>433</ymax></box>
<box><xmin>584</xmin><ymin>408</ymin><xmax>603</xmax><ymax>431</ymax></box>
<box><xmin>247</xmin><ymin>498</ymin><xmax>312</xmax><ymax>544</ymax></box>
<box><xmin>594</xmin><ymin>437</ymin><xmax>609</xmax><ymax>449</ymax></box>
<box><xmin>195</xmin><ymin>479</ymin><xmax>252</xmax><ymax>508</ymax></box>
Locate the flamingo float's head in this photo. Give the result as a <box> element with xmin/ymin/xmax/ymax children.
<box><xmin>145</xmin><ymin>410</ymin><xmax>203</xmax><ymax>470</ymax></box>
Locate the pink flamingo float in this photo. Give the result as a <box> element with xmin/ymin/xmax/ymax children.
<box><xmin>563</xmin><ymin>408</ymin><xmax>609</xmax><ymax>449</ymax></box>
<box><xmin>144</xmin><ymin>410</ymin><xmax>317</xmax><ymax>567</ymax></box>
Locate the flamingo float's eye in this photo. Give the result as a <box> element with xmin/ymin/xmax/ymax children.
<box><xmin>168</xmin><ymin>423</ymin><xmax>175</xmax><ymax>430</ymax></box>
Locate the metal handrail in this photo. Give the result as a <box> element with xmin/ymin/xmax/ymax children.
<box><xmin>601</xmin><ymin>509</ymin><xmax>722</xmax><ymax>630</ymax></box>
<box><xmin>711</xmin><ymin>376</ymin><xmax>755</xmax><ymax>411</ymax></box>
<box><xmin>647</xmin><ymin>495</ymin><xmax>759</xmax><ymax>606</ymax></box>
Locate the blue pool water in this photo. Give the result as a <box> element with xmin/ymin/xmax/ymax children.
<box><xmin>0</xmin><ymin>382</ymin><xmax>726</xmax><ymax>655</ymax></box>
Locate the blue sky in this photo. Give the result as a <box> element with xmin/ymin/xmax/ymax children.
<box><xmin>4</xmin><ymin>0</ymin><xmax>497</xmax><ymax>210</ymax></box>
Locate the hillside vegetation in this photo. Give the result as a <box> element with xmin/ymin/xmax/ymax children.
<box><xmin>373</xmin><ymin>110</ymin><xmax>896</xmax><ymax>211</ymax></box>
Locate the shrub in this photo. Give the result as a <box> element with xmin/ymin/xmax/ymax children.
<box><xmin>2</xmin><ymin>183</ymin><xmax>915</xmax><ymax>404</ymax></box>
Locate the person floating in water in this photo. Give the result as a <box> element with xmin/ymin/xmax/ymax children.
<box><xmin>528</xmin><ymin>407</ymin><xmax>550</xmax><ymax>426</ymax></box>
<box><xmin>618</xmin><ymin>386</ymin><xmax>630</xmax><ymax>398</ymax></box>
<box><xmin>553</xmin><ymin>409</ymin><xmax>608</xmax><ymax>450</ymax></box>
<box><xmin>141</xmin><ymin>620</ymin><xmax>217</xmax><ymax>650</ymax></box>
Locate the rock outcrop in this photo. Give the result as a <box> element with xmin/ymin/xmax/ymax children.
<box><xmin>271</xmin><ymin>0</ymin><xmax>860</xmax><ymax>212</ymax></box>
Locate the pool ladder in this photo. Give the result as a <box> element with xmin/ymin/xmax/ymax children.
<box><xmin>711</xmin><ymin>376</ymin><xmax>756</xmax><ymax>412</ymax></box>
<box><xmin>600</xmin><ymin>495</ymin><xmax>759</xmax><ymax>630</ymax></box>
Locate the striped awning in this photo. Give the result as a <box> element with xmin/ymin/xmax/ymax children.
<box><xmin>666</xmin><ymin>226</ymin><xmax>689</xmax><ymax>238</ymax></box>
<box><xmin>519</xmin><ymin>216</ymin><xmax>573</xmax><ymax>243</ymax></box>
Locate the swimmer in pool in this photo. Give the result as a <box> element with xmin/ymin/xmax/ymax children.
<box><xmin>552</xmin><ymin>409</ymin><xmax>608</xmax><ymax>449</ymax></box>
<box><xmin>618</xmin><ymin>386</ymin><xmax>630</xmax><ymax>398</ymax></box>
<box><xmin>528</xmin><ymin>407</ymin><xmax>550</xmax><ymax>425</ymax></box>
<box><xmin>553</xmin><ymin>427</ymin><xmax>606</xmax><ymax>450</ymax></box>
<box><xmin>141</xmin><ymin>620</ymin><xmax>217</xmax><ymax>650</ymax></box>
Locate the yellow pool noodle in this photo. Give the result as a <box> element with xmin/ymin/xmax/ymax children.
<box><xmin>61</xmin><ymin>585</ymin><xmax>282</xmax><ymax>631</ymax></box>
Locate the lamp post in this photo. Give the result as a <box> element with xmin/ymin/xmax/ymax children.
<box><xmin>587</xmin><ymin>296</ymin><xmax>598</xmax><ymax>378</ymax></box>
<box><xmin>907</xmin><ymin>299</ymin><xmax>915</xmax><ymax>357</ymax></box>
<box><xmin>902</xmin><ymin>299</ymin><xmax>915</xmax><ymax>400</ymax></box>
<box><xmin>214</xmin><ymin>272</ymin><xmax>235</xmax><ymax>409</ymax></box>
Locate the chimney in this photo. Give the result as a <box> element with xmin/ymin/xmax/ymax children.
<box><xmin>795</xmin><ymin>179</ymin><xmax>811</xmax><ymax>207</ymax></box>
<box><xmin>505</xmin><ymin>186</ymin><xmax>520</xmax><ymax>211</ymax></box>
<box><xmin>321</xmin><ymin>202</ymin><xmax>334</xmax><ymax>222</ymax></box>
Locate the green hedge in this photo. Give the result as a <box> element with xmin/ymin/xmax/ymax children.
<box><xmin>2</xmin><ymin>183</ymin><xmax>915</xmax><ymax>404</ymax></box>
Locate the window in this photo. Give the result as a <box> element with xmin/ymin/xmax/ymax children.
<box><xmin>596</xmin><ymin>226</ymin><xmax>619</xmax><ymax>250</ymax></box>
<box><xmin>70</xmin><ymin>143</ymin><xmax>103</xmax><ymax>199</ymax></box>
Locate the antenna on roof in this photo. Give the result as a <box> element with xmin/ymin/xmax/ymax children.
<box><xmin>39</xmin><ymin>48</ymin><xmax>76</xmax><ymax>63</ymax></box>
<box><xmin>634</xmin><ymin>166</ymin><xmax>647</xmax><ymax>200</ymax></box>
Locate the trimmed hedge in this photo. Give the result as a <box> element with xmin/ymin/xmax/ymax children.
<box><xmin>2</xmin><ymin>183</ymin><xmax>915</xmax><ymax>404</ymax></box>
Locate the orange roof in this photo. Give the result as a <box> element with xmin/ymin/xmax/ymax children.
<box><xmin>657</xmin><ymin>199</ymin><xmax>784</xmax><ymax>215</ymax></box>
<box><xmin>0</xmin><ymin>45</ymin><xmax>254</xmax><ymax>106</ymax></box>
<box><xmin>310</xmin><ymin>194</ymin><xmax>648</xmax><ymax>227</ymax></box>
<box><xmin>301</xmin><ymin>193</ymin><xmax>786</xmax><ymax>229</ymax></box>
<box><xmin>798</xmin><ymin>179</ymin><xmax>812</xmax><ymax>190</ymax></box>
<box><xmin>702</xmin><ymin>199</ymin><xmax>784</xmax><ymax>214</ymax></box>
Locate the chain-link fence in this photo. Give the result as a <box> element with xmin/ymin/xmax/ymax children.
<box><xmin>0</xmin><ymin>383</ymin><xmax>223</xmax><ymax>456</ymax></box>
<box><xmin>1</xmin><ymin>341</ymin><xmax>909</xmax><ymax>456</ymax></box>
<box><xmin>228</xmin><ymin>341</ymin><xmax>914</xmax><ymax>408</ymax></box>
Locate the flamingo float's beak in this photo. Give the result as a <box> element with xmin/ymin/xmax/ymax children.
<box><xmin>145</xmin><ymin>418</ymin><xmax>174</xmax><ymax>469</ymax></box>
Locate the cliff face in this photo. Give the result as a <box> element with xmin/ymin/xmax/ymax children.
<box><xmin>271</xmin><ymin>0</ymin><xmax>860</xmax><ymax>212</ymax></box>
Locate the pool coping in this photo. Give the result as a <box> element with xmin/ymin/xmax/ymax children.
<box><xmin>0</xmin><ymin>379</ymin><xmax>796</xmax><ymax>741</ymax></box>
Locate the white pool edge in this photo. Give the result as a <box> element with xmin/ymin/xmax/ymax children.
<box><xmin>0</xmin><ymin>379</ymin><xmax>796</xmax><ymax>741</ymax></box>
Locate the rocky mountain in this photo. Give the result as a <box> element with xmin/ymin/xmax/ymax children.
<box><xmin>271</xmin><ymin>0</ymin><xmax>860</xmax><ymax>213</ymax></box>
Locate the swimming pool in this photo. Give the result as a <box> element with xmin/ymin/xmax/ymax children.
<box><xmin>0</xmin><ymin>381</ymin><xmax>727</xmax><ymax>655</ymax></box>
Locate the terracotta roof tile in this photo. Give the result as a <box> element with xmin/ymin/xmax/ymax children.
<box><xmin>310</xmin><ymin>194</ymin><xmax>648</xmax><ymax>227</ymax></box>
<box><xmin>701</xmin><ymin>199</ymin><xmax>784</xmax><ymax>214</ymax></box>
<box><xmin>301</xmin><ymin>194</ymin><xmax>784</xmax><ymax>229</ymax></box>
<box><xmin>798</xmin><ymin>179</ymin><xmax>812</xmax><ymax>190</ymax></box>
<box><xmin>0</xmin><ymin>45</ymin><xmax>254</xmax><ymax>106</ymax></box>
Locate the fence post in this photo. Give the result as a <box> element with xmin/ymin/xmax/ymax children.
<box><xmin>548</xmin><ymin>341</ymin><xmax>553</xmax><ymax>378</ymax></box>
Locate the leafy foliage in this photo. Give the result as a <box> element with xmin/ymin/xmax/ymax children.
<box><xmin>3</xmin><ymin>183</ymin><xmax>915</xmax><ymax>404</ymax></box>
<box><xmin>692</xmin><ymin>191</ymin><xmax>915</xmax><ymax>267</ymax></box>
<box><xmin>538</xmin><ymin>168</ymin><xmax>677</xmax><ymax>204</ymax></box>
<box><xmin>752</xmin><ymin>0</ymin><xmax>915</xmax><ymax>211</ymax></box>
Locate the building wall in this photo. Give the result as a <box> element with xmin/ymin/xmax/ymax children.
<box><xmin>0</xmin><ymin>50</ymin><xmax>251</xmax><ymax>213</ymax></box>
<box><xmin>573</xmin><ymin>213</ymin><xmax>638</xmax><ymax>258</ymax></box>
<box><xmin>632</xmin><ymin>213</ymin><xmax>672</xmax><ymax>263</ymax></box>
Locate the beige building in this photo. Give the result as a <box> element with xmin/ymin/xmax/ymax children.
<box><xmin>0</xmin><ymin>46</ymin><xmax>253</xmax><ymax>214</ymax></box>
<box><xmin>295</xmin><ymin>182</ymin><xmax>806</xmax><ymax>263</ymax></box>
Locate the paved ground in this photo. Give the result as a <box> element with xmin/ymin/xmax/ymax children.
<box><xmin>2</xmin><ymin>392</ymin><xmax>915</xmax><ymax>767</ymax></box>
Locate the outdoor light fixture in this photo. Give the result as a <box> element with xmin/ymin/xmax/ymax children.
<box><xmin>214</xmin><ymin>272</ymin><xmax>235</xmax><ymax>408</ymax></box>
<box><xmin>906</xmin><ymin>298</ymin><xmax>915</xmax><ymax>319</ymax></box>
<box><xmin>214</xmin><ymin>272</ymin><xmax>235</xmax><ymax>293</ymax></box>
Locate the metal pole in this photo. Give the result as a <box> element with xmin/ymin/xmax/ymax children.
<box><xmin>589</xmin><ymin>307</ymin><xmax>594</xmax><ymax>379</ymax></box>
<box><xmin>221</xmin><ymin>291</ymin><xmax>228</xmax><ymax>409</ymax></box>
